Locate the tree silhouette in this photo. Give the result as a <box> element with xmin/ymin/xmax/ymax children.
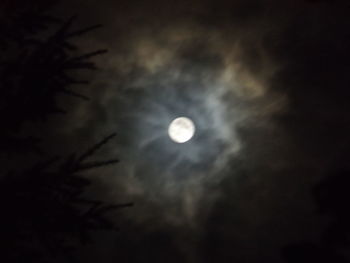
<box><xmin>0</xmin><ymin>10</ymin><xmax>106</xmax><ymax>154</ymax></box>
<box><xmin>0</xmin><ymin>6</ymin><xmax>131</xmax><ymax>263</ymax></box>
<box><xmin>1</xmin><ymin>133</ymin><xmax>132</xmax><ymax>263</ymax></box>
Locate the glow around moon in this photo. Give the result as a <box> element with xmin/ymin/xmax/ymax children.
<box><xmin>168</xmin><ymin>117</ymin><xmax>195</xmax><ymax>143</ymax></box>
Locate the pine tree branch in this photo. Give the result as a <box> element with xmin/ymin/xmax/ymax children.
<box><xmin>66</xmin><ymin>24</ymin><xmax>103</xmax><ymax>38</ymax></box>
<box><xmin>76</xmin><ymin>159</ymin><xmax>119</xmax><ymax>171</ymax></box>
<box><xmin>61</xmin><ymin>88</ymin><xmax>90</xmax><ymax>100</ymax></box>
<box><xmin>77</xmin><ymin>133</ymin><xmax>117</xmax><ymax>163</ymax></box>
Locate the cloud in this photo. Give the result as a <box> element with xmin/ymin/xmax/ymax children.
<box><xmin>48</xmin><ymin>0</ymin><xmax>350</xmax><ymax>262</ymax></box>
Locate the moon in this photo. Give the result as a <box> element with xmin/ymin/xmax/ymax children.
<box><xmin>168</xmin><ymin>117</ymin><xmax>195</xmax><ymax>143</ymax></box>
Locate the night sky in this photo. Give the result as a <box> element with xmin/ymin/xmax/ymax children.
<box><xmin>2</xmin><ymin>0</ymin><xmax>350</xmax><ymax>262</ymax></box>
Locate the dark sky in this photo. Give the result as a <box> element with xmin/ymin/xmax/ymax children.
<box><xmin>18</xmin><ymin>0</ymin><xmax>350</xmax><ymax>262</ymax></box>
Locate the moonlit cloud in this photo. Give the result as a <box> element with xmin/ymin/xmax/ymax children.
<box><xmin>49</xmin><ymin>1</ymin><xmax>350</xmax><ymax>262</ymax></box>
<box><xmin>61</xmin><ymin>21</ymin><xmax>288</xmax><ymax>231</ymax></box>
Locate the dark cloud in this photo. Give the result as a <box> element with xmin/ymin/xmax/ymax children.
<box><xmin>42</xmin><ymin>0</ymin><xmax>350</xmax><ymax>262</ymax></box>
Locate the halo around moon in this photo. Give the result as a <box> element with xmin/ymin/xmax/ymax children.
<box><xmin>168</xmin><ymin>117</ymin><xmax>195</xmax><ymax>143</ymax></box>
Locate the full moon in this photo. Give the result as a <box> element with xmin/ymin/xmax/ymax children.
<box><xmin>168</xmin><ymin>117</ymin><xmax>195</xmax><ymax>143</ymax></box>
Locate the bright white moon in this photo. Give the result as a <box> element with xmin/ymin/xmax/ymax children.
<box><xmin>168</xmin><ymin>117</ymin><xmax>195</xmax><ymax>143</ymax></box>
